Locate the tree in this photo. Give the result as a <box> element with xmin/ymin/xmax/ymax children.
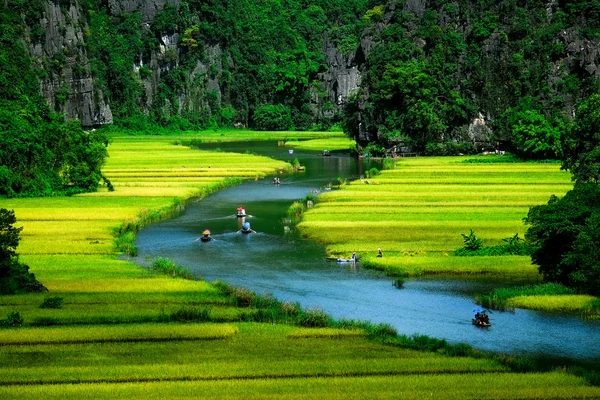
<box><xmin>510</xmin><ymin>109</ymin><xmax>561</xmax><ymax>158</ymax></box>
<box><xmin>524</xmin><ymin>183</ymin><xmax>600</xmax><ymax>295</ymax></box>
<box><xmin>561</xmin><ymin>94</ymin><xmax>600</xmax><ymax>183</ymax></box>
<box><xmin>0</xmin><ymin>208</ymin><xmax>43</xmax><ymax>294</ymax></box>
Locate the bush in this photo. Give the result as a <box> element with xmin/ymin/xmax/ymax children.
<box><xmin>114</xmin><ymin>231</ymin><xmax>138</xmax><ymax>257</ymax></box>
<box><xmin>365</xmin><ymin>167</ymin><xmax>380</xmax><ymax>178</ymax></box>
<box><xmin>253</xmin><ymin>104</ymin><xmax>293</xmax><ymax>131</ymax></box>
<box><xmin>151</xmin><ymin>257</ymin><xmax>194</xmax><ymax>279</ymax></box>
<box><xmin>40</xmin><ymin>296</ymin><xmax>64</xmax><ymax>309</ymax></box>
<box><xmin>460</xmin><ymin>229</ymin><xmax>482</xmax><ymax>251</ymax></box>
<box><xmin>525</xmin><ymin>183</ymin><xmax>600</xmax><ymax>295</ymax></box>
<box><xmin>363</xmin><ymin>142</ymin><xmax>385</xmax><ymax>157</ymax></box>
<box><xmin>0</xmin><ymin>311</ymin><xmax>23</xmax><ymax>328</ymax></box>
<box><xmin>298</xmin><ymin>307</ymin><xmax>331</xmax><ymax>327</ymax></box>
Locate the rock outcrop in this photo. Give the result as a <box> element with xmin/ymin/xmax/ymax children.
<box><xmin>30</xmin><ymin>1</ymin><xmax>112</xmax><ymax>126</ymax></box>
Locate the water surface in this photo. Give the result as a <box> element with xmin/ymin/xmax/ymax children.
<box><xmin>136</xmin><ymin>141</ymin><xmax>600</xmax><ymax>362</ymax></box>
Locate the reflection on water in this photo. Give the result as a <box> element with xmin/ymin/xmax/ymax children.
<box><xmin>136</xmin><ymin>141</ymin><xmax>600</xmax><ymax>362</ymax></box>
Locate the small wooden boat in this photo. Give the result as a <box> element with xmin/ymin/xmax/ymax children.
<box><xmin>472</xmin><ymin>319</ymin><xmax>491</xmax><ymax>327</ymax></box>
<box><xmin>321</xmin><ymin>150</ymin><xmax>331</xmax><ymax>157</ymax></box>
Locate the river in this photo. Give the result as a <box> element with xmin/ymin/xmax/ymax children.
<box><xmin>135</xmin><ymin>141</ymin><xmax>600</xmax><ymax>364</ymax></box>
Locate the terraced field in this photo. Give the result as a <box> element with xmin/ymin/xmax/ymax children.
<box><xmin>0</xmin><ymin>137</ymin><xmax>598</xmax><ymax>398</ymax></box>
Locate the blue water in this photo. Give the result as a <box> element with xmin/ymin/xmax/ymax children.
<box><xmin>136</xmin><ymin>141</ymin><xmax>600</xmax><ymax>362</ymax></box>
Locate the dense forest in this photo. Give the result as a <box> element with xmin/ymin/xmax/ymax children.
<box><xmin>3</xmin><ymin>1</ymin><xmax>600</xmax><ymax>146</ymax></box>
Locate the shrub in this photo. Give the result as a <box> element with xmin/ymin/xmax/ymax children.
<box><xmin>460</xmin><ymin>229</ymin><xmax>482</xmax><ymax>251</ymax></box>
<box><xmin>287</xmin><ymin>201</ymin><xmax>305</xmax><ymax>217</ymax></box>
<box><xmin>151</xmin><ymin>257</ymin><xmax>194</xmax><ymax>279</ymax></box>
<box><xmin>382</xmin><ymin>157</ymin><xmax>395</xmax><ymax>170</ymax></box>
<box><xmin>114</xmin><ymin>231</ymin><xmax>138</xmax><ymax>257</ymax></box>
<box><xmin>40</xmin><ymin>296</ymin><xmax>64</xmax><ymax>309</ymax></box>
<box><xmin>0</xmin><ymin>311</ymin><xmax>23</xmax><ymax>328</ymax></box>
<box><xmin>297</xmin><ymin>307</ymin><xmax>331</xmax><ymax>327</ymax></box>
<box><xmin>366</xmin><ymin>167</ymin><xmax>380</xmax><ymax>178</ymax></box>
<box><xmin>253</xmin><ymin>104</ymin><xmax>292</xmax><ymax>131</ymax></box>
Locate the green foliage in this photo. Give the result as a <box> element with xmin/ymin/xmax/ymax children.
<box><xmin>162</xmin><ymin>306</ymin><xmax>212</xmax><ymax>322</ymax></box>
<box><xmin>0</xmin><ymin>311</ymin><xmax>23</xmax><ymax>328</ymax></box>
<box><xmin>151</xmin><ymin>257</ymin><xmax>194</xmax><ymax>279</ymax></box>
<box><xmin>253</xmin><ymin>104</ymin><xmax>293</xmax><ymax>131</ymax></box>
<box><xmin>561</xmin><ymin>94</ymin><xmax>600</xmax><ymax>183</ymax></box>
<box><xmin>365</xmin><ymin>167</ymin><xmax>380</xmax><ymax>178</ymax></box>
<box><xmin>525</xmin><ymin>183</ymin><xmax>600</xmax><ymax>295</ymax></box>
<box><xmin>362</xmin><ymin>142</ymin><xmax>385</xmax><ymax>157</ymax></box>
<box><xmin>40</xmin><ymin>297</ymin><xmax>64</xmax><ymax>309</ymax></box>
<box><xmin>460</xmin><ymin>229</ymin><xmax>482</xmax><ymax>251</ymax></box>
<box><xmin>455</xmin><ymin>233</ymin><xmax>533</xmax><ymax>256</ymax></box>
<box><xmin>0</xmin><ymin>209</ymin><xmax>41</xmax><ymax>294</ymax></box>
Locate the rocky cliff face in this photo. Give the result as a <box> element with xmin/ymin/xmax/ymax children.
<box><xmin>316</xmin><ymin>37</ymin><xmax>363</xmax><ymax>117</ymax></box>
<box><xmin>29</xmin><ymin>1</ymin><xmax>112</xmax><ymax>126</ymax></box>
<box><xmin>23</xmin><ymin>0</ymin><xmax>365</xmax><ymax>128</ymax></box>
<box><xmin>108</xmin><ymin>0</ymin><xmax>180</xmax><ymax>23</ymax></box>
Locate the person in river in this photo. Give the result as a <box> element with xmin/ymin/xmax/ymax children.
<box><xmin>377</xmin><ymin>248</ymin><xmax>383</xmax><ymax>257</ymax></box>
<box><xmin>351</xmin><ymin>251</ymin><xmax>357</xmax><ymax>264</ymax></box>
<box><xmin>194</xmin><ymin>229</ymin><xmax>213</xmax><ymax>242</ymax></box>
<box><xmin>238</xmin><ymin>221</ymin><xmax>256</xmax><ymax>234</ymax></box>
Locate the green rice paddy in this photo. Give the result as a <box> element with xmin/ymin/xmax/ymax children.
<box><xmin>298</xmin><ymin>155</ymin><xmax>599</xmax><ymax>312</ymax></box>
<box><xmin>0</xmin><ymin>136</ymin><xmax>598</xmax><ymax>397</ymax></box>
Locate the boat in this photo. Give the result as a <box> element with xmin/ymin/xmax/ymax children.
<box><xmin>472</xmin><ymin>319</ymin><xmax>491</xmax><ymax>327</ymax></box>
<box><xmin>236</xmin><ymin>207</ymin><xmax>247</xmax><ymax>217</ymax></box>
<box><xmin>321</xmin><ymin>150</ymin><xmax>331</xmax><ymax>157</ymax></box>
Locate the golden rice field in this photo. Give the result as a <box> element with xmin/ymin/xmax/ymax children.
<box><xmin>0</xmin><ymin>135</ymin><xmax>598</xmax><ymax>398</ymax></box>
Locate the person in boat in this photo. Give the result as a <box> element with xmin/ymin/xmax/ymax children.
<box><xmin>377</xmin><ymin>248</ymin><xmax>383</xmax><ymax>257</ymax></box>
<box><xmin>351</xmin><ymin>251</ymin><xmax>357</xmax><ymax>264</ymax></box>
<box><xmin>272</xmin><ymin>177</ymin><xmax>280</xmax><ymax>185</ymax></box>
<box><xmin>194</xmin><ymin>229</ymin><xmax>212</xmax><ymax>242</ymax></box>
<box><xmin>238</xmin><ymin>221</ymin><xmax>256</xmax><ymax>234</ymax></box>
<box><xmin>236</xmin><ymin>207</ymin><xmax>246</xmax><ymax>217</ymax></box>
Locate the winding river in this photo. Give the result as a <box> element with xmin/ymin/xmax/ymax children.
<box><xmin>136</xmin><ymin>141</ymin><xmax>600</xmax><ymax>364</ymax></box>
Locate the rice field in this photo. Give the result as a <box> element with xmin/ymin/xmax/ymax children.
<box><xmin>0</xmin><ymin>137</ymin><xmax>598</xmax><ymax>397</ymax></box>
<box><xmin>284</xmin><ymin>137</ymin><xmax>356</xmax><ymax>151</ymax></box>
<box><xmin>1</xmin><ymin>323</ymin><xmax>598</xmax><ymax>399</ymax></box>
<box><xmin>298</xmin><ymin>156</ymin><xmax>572</xmax><ymax>274</ymax></box>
